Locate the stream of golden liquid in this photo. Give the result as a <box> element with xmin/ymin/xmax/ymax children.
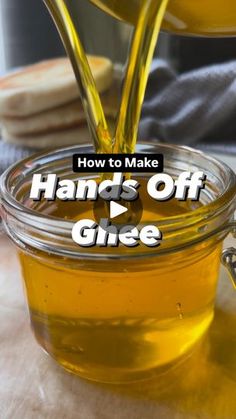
<box><xmin>44</xmin><ymin>0</ymin><xmax>112</xmax><ymax>153</ymax></box>
<box><xmin>43</xmin><ymin>0</ymin><xmax>169</xmax><ymax>156</ymax></box>
<box><xmin>113</xmin><ymin>0</ymin><xmax>169</xmax><ymax>154</ymax></box>
<box><xmin>43</xmin><ymin>0</ymin><xmax>236</xmax><ymax>154</ymax></box>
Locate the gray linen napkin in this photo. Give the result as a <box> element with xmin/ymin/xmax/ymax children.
<box><xmin>1</xmin><ymin>58</ymin><xmax>236</xmax><ymax>174</ymax></box>
<box><xmin>0</xmin><ymin>141</ymin><xmax>34</xmax><ymax>174</ymax></box>
<box><xmin>139</xmin><ymin>58</ymin><xmax>236</xmax><ymax>146</ymax></box>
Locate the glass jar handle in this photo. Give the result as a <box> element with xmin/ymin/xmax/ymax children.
<box><xmin>221</xmin><ymin>222</ymin><xmax>236</xmax><ymax>289</ymax></box>
<box><xmin>222</xmin><ymin>247</ymin><xmax>236</xmax><ymax>289</ymax></box>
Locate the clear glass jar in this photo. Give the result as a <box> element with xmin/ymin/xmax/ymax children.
<box><xmin>0</xmin><ymin>143</ymin><xmax>236</xmax><ymax>383</ymax></box>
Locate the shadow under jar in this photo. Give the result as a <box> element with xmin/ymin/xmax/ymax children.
<box><xmin>0</xmin><ymin>143</ymin><xmax>236</xmax><ymax>383</ymax></box>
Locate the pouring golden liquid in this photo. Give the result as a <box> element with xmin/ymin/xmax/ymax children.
<box><xmin>20</xmin><ymin>0</ymin><xmax>232</xmax><ymax>381</ymax></box>
<box><xmin>44</xmin><ymin>0</ymin><xmax>169</xmax><ymax>154</ymax></box>
<box><xmin>44</xmin><ymin>0</ymin><xmax>236</xmax><ymax>155</ymax></box>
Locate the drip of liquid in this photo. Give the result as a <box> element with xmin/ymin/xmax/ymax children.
<box><xmin>43</xmin><ymin>0</ymin><xmax>169</xmax><ymax>156</ymax></box>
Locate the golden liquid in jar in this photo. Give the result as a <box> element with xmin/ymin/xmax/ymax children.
<box><xmin>20</xmin><ymin>0</ymin><xmax>226</xmax><ymax>380</ymax></box>
<box><xmin>19</xmin><ymin>182</ymin><xmax>222</xmax><ymax>382</ymax></box>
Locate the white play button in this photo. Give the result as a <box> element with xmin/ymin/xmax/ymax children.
<box><xmin>110</xmin><ymin>201</ymin><xmax>128</xmax><ymax>219</ymax></box>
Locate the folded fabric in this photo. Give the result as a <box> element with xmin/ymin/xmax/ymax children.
<box><xmin>139</xmin><ymin>58</ymin><xmax>236</xmax><ymax>145</ymax></box>
<box><xmin>0</xmin><ymin>140</ymin><xmax>33</xmax><ymax>174</ymax></box>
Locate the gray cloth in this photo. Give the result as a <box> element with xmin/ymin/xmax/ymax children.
<box><xmin>0</xmin><ymin>141</ymin><xmax>34</xmax><ymax>174</ymax></box>
<box><xmin>1</xmin><ymin>58</ymin><xmax>236</xmax><ymax>174</ymax></box>
<box><xmin>139</xmin><ymin>58</ymin><xmax>236</xmax><ymax>146</ymax></box>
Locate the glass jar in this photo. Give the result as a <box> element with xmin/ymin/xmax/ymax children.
<box><xmin>0</xmin><ymin>143</ymin><xmax>236</xmax><ymax>383</ymax></box>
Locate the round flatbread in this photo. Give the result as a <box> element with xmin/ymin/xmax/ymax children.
<box><xmin>1</xmin><ymin>125</ymin><xmax>92</xmax><ymax>149</ymax></box>
<box><xmin>0</xmin><ymin>56</ymin><xmax>113</xmax><ymax>117</ymax></box>
<box><xmin>1</xmin><ymin>118</ymin><xmax>116</xmax><ymax>149</ymax></box>
<box><xmin>1</xmin><ymin>101</ymin><xmax>85</xmax><ymax>136</ymax></box>
<box><xmin>0</xmin><ymin>83</ymin><xmax>118</xmax><ymax>136</ymax></box>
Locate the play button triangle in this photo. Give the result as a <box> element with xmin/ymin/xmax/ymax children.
<box><xmin>110</xmin><ymin>201</ymin><xmax>128</xmax><ymax>219</ymax></box>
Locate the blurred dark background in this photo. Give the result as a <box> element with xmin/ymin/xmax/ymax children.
<box><xmin>0</xmin><ymin>0</ymin><xmax>64</xmax><ymax>72</ymax></box>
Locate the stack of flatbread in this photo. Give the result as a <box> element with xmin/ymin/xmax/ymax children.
<box><xmin>0</xmin><ymin>56</ymin><xmax>117</xmax><ymax>149</ymax></box>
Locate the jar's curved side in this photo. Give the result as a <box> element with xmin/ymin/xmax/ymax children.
<box><xmin>217</xmin><ymin>218</ymin><xmax>236</xmax><ymax>288</ymax></box>
<box><xmin>222</xmin><ymin>248</ymin><xmax>236</xmax><ymax>288</ymax></box>
<box><xmin>1</xmin><ymin>142</ymin><xmax>236</xmax><ymax>273</ymax></box>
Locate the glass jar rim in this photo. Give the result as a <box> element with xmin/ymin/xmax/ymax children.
<box><xmin>1</xmin><ymin>142</ymin><xmax>236</xmax><ymax>260</ymax></box>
